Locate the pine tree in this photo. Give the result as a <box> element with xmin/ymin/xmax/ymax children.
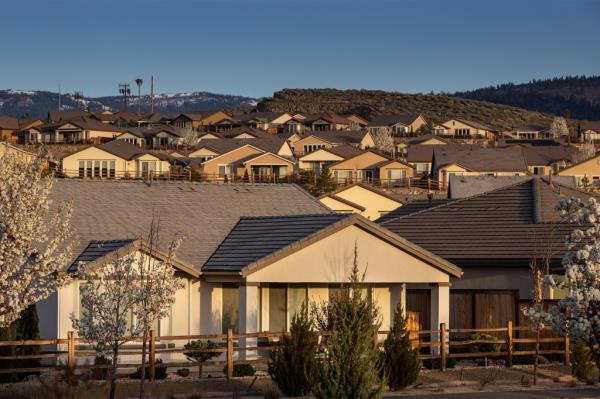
<box><xmin>269</xmin><ymin>303</ymin><xmax>317</xmax><ymax>397</ymax></box>
<box><xmin>314</xmin><ymin>168</ymin><xmax>337</xmax><ymax>197</ymax></box>
<box><xmin>311</xmin><ymin>245</ymin><xmax>383</xmax><ymax>399</ymax></box>
<box><xmin>380</xmin><ymin>304</ymin><xmax>420</xmax><ymax>390</ymax></box>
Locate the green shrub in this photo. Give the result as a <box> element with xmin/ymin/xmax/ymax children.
<box><xmin>222</xmin><ymin>363</ymin><xmax>255</xmax><ymax>377</ymax></box>
<box><xmin>422</xmin><ymin>357</ymin><xmax>457</xmax><ymax>369</ymax></box>
<box><xmin>467</xmin><ymin>333</ymin><xmax>502</xmax><ymax>353</ymax></box>
<box><xmin>380</xmin><ymin>305</ymin><xmax>420</xmax><ymax>390</ymax></box>
<box><xmin>269</xmin><ymin>303</ymin><xmax>317</xmax><ymax>397</ymax></box>
<box><xmin>223</xmin><ymin>363</ymin><xmax>256</xmax><ymax>377</ymax></box>
<box><xmin>131</xmin><ymin>358</ymin><xmax>167</xmax><ymax>380</ymax></box>
<box><xmin>571</xmin><ymin>340</ymin><xmax>596</xmax><ymax>382</ymax></box>
<box><xmin>176</xmin><ymin>368</ymin><xmax>190</xmax><ymax>377</ymax></box>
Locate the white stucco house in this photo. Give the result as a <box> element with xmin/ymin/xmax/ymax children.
<box><xmin>37</xmin><ymin>180</ymin><xmax>461</xmax><ymax>359</ymax></box>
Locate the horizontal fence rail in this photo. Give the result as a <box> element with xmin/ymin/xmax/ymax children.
<box><xmin>51</xmin><ymin>168</ymin><xmax>447</xmax><ymax>190</ymax></box>
<box><xmin>0</xmin><ymin>321</ymin><xmax>571</xmax><ymax>380</ymax></box>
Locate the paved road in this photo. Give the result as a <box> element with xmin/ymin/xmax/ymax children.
<box><xmin>390</xmin><ymin>387</ymin><xmax>600</xmax><ymax>398</ymax></box>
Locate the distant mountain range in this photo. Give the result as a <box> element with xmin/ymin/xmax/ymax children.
<box><xmin>453</xmin><ymin>75</ymin><xmax>600</xmax><ymax>121</ymax></box>
<box><xmin>0</xmin><ymin>89</ymin><xmax>258</xmax><ymax>118</ymax></box>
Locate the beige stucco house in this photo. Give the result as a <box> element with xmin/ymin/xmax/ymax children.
<box><xmin>328</xmin><ymin>150</ymin><xmax>413</xmax><ymax>185</ymax></box>
<box><xmin>292</xmin><ymin>130</ymin><xmax>375</xmax><ymax>156</ymax></box>
<box><xmin>38</xmin><ymin>118</ymin><xmax>126</xmax><ymax>144</ymax></box>
<box><xmin>298</xmin><ymin>145</ymin><xmax>364</xmax><ymax>173</ymax></box>
<box><xmin>319</xmin><ymin>183</ymin><xmax>404</xmax><ymax>220</ymax></box>
<box><xmin>367</xmin><ymin>114</ymin><xmax>429</xmax><ymax>136</ymax></box>
<box><xmin>61</xmin><ymin>140</ymin><xmax>172</xmax><ymax>178</ymax></box>
<box><xmin>433</xmin><ymin>119</ymin><xmax>496</xmax><ymax>139</ymax></box>
<box><xmin>557</xmin><ymin>153</ymin><xmax>600</xmax><ymax>187</ymax></box>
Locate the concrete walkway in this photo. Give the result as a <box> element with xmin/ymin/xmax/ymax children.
<box><xmin>392</xmin><ymin>387</ymin><xmax>600</xmax><ymax>398</ymax></box>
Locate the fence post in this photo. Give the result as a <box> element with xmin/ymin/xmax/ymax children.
<box><xmin>226</xmin><ymin>328</ymin><xmax>233</xmax><ymax>380</ymax></box>
<box><xmin>440</xmin><ymin>323</ymin><xmax>446</xmax><ymax>371</ymax></box>
<box><xmin>506</xmin><ymin>321</ymin><xmax>513</xmax><ymax>368</ymax></box>
<box><xmin>67</xmin><ymin>331</ymin><xmax>75</xmax><ymax>371</ymax></box>
<box><xmin>564</xmin><ymin>335</ymin><xmax>571</xmax><ymax>367</ymax></box>
<box><xmin>149</xmin><ymin>329</ymin><xmax>156</xmax><ymax>382</ymax></box>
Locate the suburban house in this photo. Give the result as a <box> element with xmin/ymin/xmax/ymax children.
<box><xmin>61</xmin><ymin>140</ymin><xmax>172</xmax><ymax>178</ymax></box>
<box><xmin>197</xmin><ymin>127</ymin><xmax>274</xmax><ymax>140</ymax></box>
<box><xmin>188</xmin><ymin>138</ymin><xmax>293</xmax><ymax>163</ymax></box>
<box><xmin>367</xmin><ymin>114</ymin><xmax>429</xmax><ymax>136</ymax></box>
<box><xmin>521</xmin><ymin>145</ymin><xmax>578</xmax><ymax>176</ymax></box>
<box><xmin>319</xmin><ymin>183</ymin><xmax>405</xmax><ymax>220</ymax></box>
<box><xmin>406</xmin><ymin>144</ymin><xmax>450</xmax><ymax>176</ymax></box>
<box><xmin>291</xmin><ymin>130</ymin><xmax>375</xmax><ymax>156</ymax></box>
<box><xmin>34</xmin><ymin>118</ymin><xmax>126</xmax><ymax>144</ymax></box>
<box><xmin>297</xmin><ymin>145</ymin><xmax>363</xmax><ymax>173</ymax></box>
<box><xmin>0</xmin><ymin>116</ymin><xmax>44</xmax><ymax>142</ymax></box>
<box><xmin>397</xmin><ymin>134</ymin><xmax>448</xmax><ymax>157</ymax></box>
<box><xmin>342</xmin><ymin>114</ymin><xmax>369</xmax><ymax>130</ymax></box>
<box><xmin>234</xmin><ymin>112</ymin><xmax>293</xmax><ymax>133</ymax></box>
<box><xmin>328</xmin><ymin>150</ymin><xmax>414</xmax><ymax>185</ymax></box>
<box><xmin>124</xmin><ymin>125</ymin><xmax>186</xmax><ymax>148</ymax></box>
<box><xmin>431</xmin><ymin>146</ymin><xmax>529</xmax><ymax>188</ymax></box>
<box><xmin>503</xmin><ymin>124</ymin><xmax>547</xmax><ymax>140</ymax></box>
<box><xmin>172</xmin><ymin>110</ymin><xmax>233</xmax><ymax>131</ymax></box>
<box><xmin>199</xmin><ymin>142</ymin><xmax>295</xmax><ymax>181</ymax></box>
<box><xmin>557</xmin><ymin>152</ymin><xmax>600</xmax><ymax>188</ymax></box>
<box><xmin>380</xmin><ymin>178</ymin><xmax>593</xmax><ymax>330</ymax></box>
<box><xmin>433</xmin><ymin>119</ymin><xmax>496</xmax><ymax>139</ymax></box>
<box><xmin>47</xmin><ymin>110</ymin><xmax>96</xmax><ymax>123</ymax></box>
<box><xmin>579</xmin><ymin>121</ymin><xmax>600</xmax><ymax>143</ymax></box>
<box><xmin>40</xmin><ymin>181</ymin><xmax>461</xmax><ymax>341</ymax></box>
<box><xmin>300</xmin><ymin>112</ymin><xmax>352</xmax><ymax>131</ymax></box>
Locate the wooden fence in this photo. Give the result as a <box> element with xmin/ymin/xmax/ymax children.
<box><xmin>0</xmin><ymin>322</ymin><xmax>570</xmax><ymax>380</ymax></box>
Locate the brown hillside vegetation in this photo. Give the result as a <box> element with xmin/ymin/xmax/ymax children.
<box><xmin>257</xmin><ymin>88</ymin><xmax>559</xmax><ymax>131</ymax></box>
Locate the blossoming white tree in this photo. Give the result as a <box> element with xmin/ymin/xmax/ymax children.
<box><xmin>71</xmin><ymin>253</ymin><xmax>144</xmax><ymax>399</ymax></box>
<box><xmin>549</xmin><ymin>116</ymin><xmax>569</xmax><ymax>139</ymax></box>
<box><xmin>533</xmin><ymin>197</ymin><xmax>600</xmax><ymax>373</ymax></box>
<box><xmin>136</xmin><ymin>223</ymin><xmax>183</xmax><ymax>399</ymax></box>
<box><xmin>0</xmin><ymin>153</ymin><xmax>72</xmax><ymax>328</ymax></box>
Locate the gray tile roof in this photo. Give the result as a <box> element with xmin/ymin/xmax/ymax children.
<box><xmin>448</xmin><ymin>175</ymin><xmax>578</xmax><ymax>199</ymax></box>
<box><xmin>319</xmin><ymin>145</ymin><xmax>364</xmax><ymax>159</ymax></box>
<box><xmin>521</xmin><ymin>146</ymin><xmax>578</xmax><ymax>166</ymax></box>
<box><xmin>375</xmin><ymin>199</ymin><xmax>451</xmax><ymax>223</ymax></box>
<box><xmin>304</xmin><ymin>130</ymin><xmax>368</xmax><ymax>145</ymax></box>
<box><xmin>406</xmin><ymin>144</ymin><xmax>452</xmax><ymax>163</ymax></box>
<box><xmin>433</xmin><ymin>146</ymin><xmax>529</xmax><ymax>172</ymax></box>
<box><xmin>68</xmin><ymin>239</ymin><xmax>135</xmax><ymax>272</ymax></box>
<box><xmin>380</xmin><ymin>178</ymin><xmax>597</xmax><ymax>267</ymax></box>
<box><xmin>203</xmin><ymin>214</ymin><xmax>350</xmax><ymax>272</ymax></box>
<box><xmin>49</xmin><ymin>180</ymin><xmax>330</xmax><ymax>271</ymax></box>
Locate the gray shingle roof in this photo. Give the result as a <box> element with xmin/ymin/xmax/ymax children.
<box><xmin>376</xmin><ymin>199</ymin><xmax>451</xmax><ymax>223</ymax></box>
<box><xmin>49</xmin><ymin>180</ymin><xmax>330</xmax><ymax>271</ymax></box>
<box><xmin>319</xmin><ymin>145</ymin><xmax>364</xmax><ymax>159</ymax></box>
<box><xmin>203</xmin><ymin>214</ymin><xmax>350</xmax><ymax>272</ymax></box>
<box><xmin>380</xmin><ymin>179</ymin><xmax>597</xmax><ymax>267</ymax></box>
<box><xmin>68</xmin><ymin>239</ymin><xmax>136</xmax><ymax>272</ymax></box>
<box><xmin>521</xmin><ymin>146</ymin><xmax>578</xmax><ymax>166</ymax></box>
<box><xmin>448</xmin><ymin>175</ymin><xmax>578</xmax><ymax>199</ymax></box>
<box><xmin>303</xmin><ymin>130</ymin><xmax>368</xmax><ymax>145</ymax></box>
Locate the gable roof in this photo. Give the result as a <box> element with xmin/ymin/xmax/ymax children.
<box><xmin>321</xmin><ymin>182</ymin><xmax>406</xmax><ymax>206</ymax></box>
<box><xmin>406</xmin><ymin>144</ymin><xmax>453</xmax><ymax>163</ymax></box>
<box><xmin>521</xmin><ymin>146</ymin><xmax>578</xmax><ymax>166</ymax></box>
<box><xmin>218</xmin><ymin>126</ymin><xmax>274</xmax><ymax>139</ymax></box>
<box><xmin>194</xmin><ymin>138</ymin><xmax>287</xmax><ymax>155</ymax></box>
<box><xmin>56</xmin><ymin>117</ymin><xmax>127</xmax><ymax>133</ymax></box>
<box><xmin>203</xmin><ymin>213</ymin><xmax>461</xmax><ymax>277</ymax></box>
<box><xmin>367</xmin><ymin>114</ymin><xmax>422</xmax><ymax>127</ymax></box>
<box><xmin>299</xmin><ymin>130</ymin><xmax>369</xmax><ymax>145</ymax></box>
<box><xmin>63</xmin><ymin>140</ymin><xmax>170</xmax><ymax>162</ymax></box>
<box><xmin>49</xmin><ymin>180</ymin><xmax>330</xmax><ymax>272</ymax></box>
<box><xmin>380</xmin><ymin>178</ymin><xmax>597</xmax><ymax>267</ymax></box>
<box><xmin>375</xmin><ymin>198</ymin><xmax>451</xmax><ymax>223</ymax></box>
<box><xmin>447</xmin><ymin>175</ymin><xmax>578</xmax><ymax>199</ymax></box>
<box><xmin>433</xmin><ymin>146</ymin><xmax>528</xmax><ymax>172</ymax></box>
<box><xmin>446</xmin><ymin>118</ymin><xmax>495</xmax><ymax>132</ymax></box>
<box><xmin>300</xmin><ymin>144</ymin><xmax>364</xmax><ymax>160</ymax></box>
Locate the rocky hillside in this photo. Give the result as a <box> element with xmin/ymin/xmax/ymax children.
<box><xmin>257</xmin><ymin>88</ymin><xmax>557</xmax><ymax>131</ymax></box>
<box><xmin>453</xmin><ymin>76</ymin><xmax>600</xmax><ymax>121</ymax></box>
<box><xmin>0</xmin><ymin>89</ymin><xmax>258</xmax><ymax>118</ymax></box>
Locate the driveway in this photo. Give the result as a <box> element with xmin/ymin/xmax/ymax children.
<box><xmin>391</xmin><ymin>387</ymin><xmax>600</xmax><ymax>398</ymax></box>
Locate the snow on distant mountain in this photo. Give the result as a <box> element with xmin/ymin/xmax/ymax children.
<box><xmin>0</xmin><ymin>89</ymin><xmax>259</xmax><ymax>118</ymax></box>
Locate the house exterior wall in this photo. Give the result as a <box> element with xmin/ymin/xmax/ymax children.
<box><xmin>379</xmin><ymin>161</ymin><xmax>415</xmax><ymax>181</ymax></box>
<box><xmin>451</xmin><ymin>266</ymin><xmax>532</xmax><ymax>299</ymax></box>
<box><xmin>360</xmin><ymin>133</ymin><xmax>375</xmax><ymax>149</ymax></box>
<box><xmin>558</xmin><ymin>155</ymin><xmax>600</xmax><ymax>183</ymax></box>
<box><xmin>243</xmin><ymin>153</ymin><xmax>294</xmax><ymax>177</ymax></box>
<box><xmin>188</xmin><ymin>147</ymin><xmax>220</xmax><ymax>159</ymax></box>
<box><xmin>245</xmin><ymin>225</ymin><xmax>450</xmax><ymax>284</ymax></box>
<box><xmin>323</xmin><ymin>185</ymin><xmax>404</xmax><ymax>220</ymax></box>
<box><xmin>202</xmin><ymin>146</ymin><xmax>263</xmax><ymax>176</ymax></box>
<box><xmin>292</xmin><ymin>136</ymin><xmax>333</xmax><ymax>155</ymax></box>
<box><xmin>329</xmin><ymin>152</ymin><xmax>389</xmax><ymax>178</ymax></box>
<box><xmin>319</xmin><ymin>196</ymin><xmax>359</xmax><ymax>214</ymax></box>
<box><xmin>298</xmin><ymin>150</ymin><xmax>344</xmax><ymax>169</ymax></box>
<box><xmin>62</xmin><ymin>147</ymin><xmax>170</xmax><ymax>177</ymax></box>
<box><xmin>441</xmin><ymin>120</ymin><xmax>491</xmax><ymax>138</ymax></box>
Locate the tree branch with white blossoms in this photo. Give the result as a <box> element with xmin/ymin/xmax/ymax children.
<box><xmin>533</xmin><ymin>197</ymin><xmax>600</xmax><ymax>375</ymax></box>
<box><xmin>0</xmin><ymin>152</ymin><xmax>72</xmax><ymax>328</ymax></box>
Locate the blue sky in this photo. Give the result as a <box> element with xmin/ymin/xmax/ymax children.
<box><xmin>1</xmin><ymin>0</ymin><xmax>599</xmax><ymax>98</ymax></box>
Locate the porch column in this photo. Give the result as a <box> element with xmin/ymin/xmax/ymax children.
<box><xmin>390</xmin><ymin>283</ymin><xmax>407</xmax><ymax>325</ymax></box>
<box><xmin>430</xmin><ymin>283</ymin><xmax>450</xmax><ymax>353</ymax></box>
<box><xmin>238</xmin><ymin>283</ymin><xmax>259</xmax><ymax>360</ymax></box>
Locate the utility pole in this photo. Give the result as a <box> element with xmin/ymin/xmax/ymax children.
<box><xmin>135</xmin><ymin>78</ymin><xmax>143</xmax><ymax>113</ymax></box>
<box><xmin>118</xmin><ymin>83</ymin><xmax>131</xmax><ymax>112</ymax></box>
<box><xmin>150</xmin><ymin>74</ymin><xmax>155</xmax><ymax>113</ymax></box>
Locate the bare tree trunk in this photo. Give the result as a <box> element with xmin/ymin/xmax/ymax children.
<box><xmin>139</xmin><ymin>328</ymin><xmax>148</xmax><ymax>399</ymax></box>
<box><xmin>198</xmin><ymin>361</ymin><xmax>203</xmax><ymax>379</ymax></box>
<box><xmin>109</xmin><ymin>346</ymin><xmax>119</xmax><ymax>399</ymax></box>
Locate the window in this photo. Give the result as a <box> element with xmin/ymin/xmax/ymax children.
<box><xmin>387</xmin><ymin>169</ymin><xmax>407</xmax><ymax>181</ymax></box>
<box><xmin>533</xmin><ymin>166</ymin><xmax>545</xmax><ymax>175</ymax></box>
<box><xmin>268</xmin><ymin>284</ymin><xmax>307</xmax><ymax>332</ymax></box>
<box><xmin>109</xmin><ymin>161</ymin><xmax>116</xmax><ymax>177</ymax></box>
<box><xmin>218</xmin><ymin>164</ymin><xmax>233</xmax><ymax>177</ymax></box>
<box><xmin>222</xmin><ymin>284</ymin><xmax>239</xmax><ymax>334</ymax></box>
<box><xmin>78</xmin><ymin>161</ymin><xmax>85</xmax><ymax>177</ymax></box>
<box><xmin>101</xmin><ymin>161</ymin><xmax>108</xmax><ymax>177</ymax></box>
<box><xmin>303</xmin><ymin>144</ymin><xmax>325</xmax><ymax>154</ymax></box>
<box><xmin>93</xmin><ymin>161</ymin><xmax>100</xmax><ymax>177</ymax></box>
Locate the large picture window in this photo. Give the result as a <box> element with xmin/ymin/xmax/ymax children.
<box><xmin>222</xmin><ymin>284</ymin><xmax>239</xmax><ymax>334</ymax></box>
<box><xmin>267</xmin><ymin>284</ymin><xmax>307</xmax><ymax>332</ymax></box>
